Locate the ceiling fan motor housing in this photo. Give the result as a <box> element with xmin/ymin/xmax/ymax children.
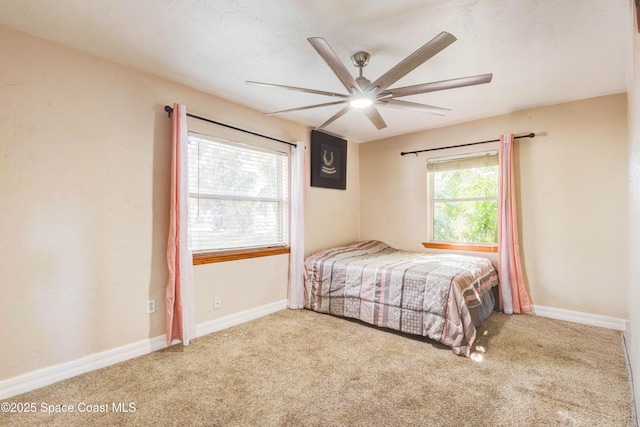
<box><xmin>355</xmin><ymin>76</ymin><xmax>372</xmax><ymax>90</ymax></box>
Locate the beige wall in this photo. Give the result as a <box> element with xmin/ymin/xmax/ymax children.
<box><xmin>360</xmin><ymin>94</ymin><xmax>628</xmax><ymax>319</ymax></box>
<box><xmin>626</xmin><ymin>0</ymin><xmax>640</xmax><ymax>415</ymax></box>
<box><xmin>304</xmin><ymin>140</ymin><xmax>361</xmax><ymax>254</ymax></box>
<box><xmin>0</xmin><ymin>24</ymin><xmax>361</xmax><ymax>381</ymax></box>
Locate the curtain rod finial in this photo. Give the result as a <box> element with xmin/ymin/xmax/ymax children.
<box><xmin>528</xmin><ymin>132</ymin><xmax>535</xmax><ymax>138</ymax></box>
<box><xmin>164</xmin><ymin>105</ymin><xmax>173</xmax><ymax>118</ymax></box>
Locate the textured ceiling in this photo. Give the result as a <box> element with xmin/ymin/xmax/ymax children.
<box><xmin>0</xmin><ymin>0</ymin><xmax>629</xmax><ymax>142</ymax></box>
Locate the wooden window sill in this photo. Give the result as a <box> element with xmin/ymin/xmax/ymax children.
<box><xmin>422</xmin><ymin>242</ymin><xmax>498</xmax><ymax>253</ymax></box>
<box><xmin>193</xmin><ymin>246</ymin><xmax>290</xmax><ymax>265</ymax></box>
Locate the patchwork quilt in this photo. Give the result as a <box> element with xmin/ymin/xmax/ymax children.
<box><xmin>303</xmin><ymin>240</ymin><xmax>499</xmax><ymax>356</ymax></box>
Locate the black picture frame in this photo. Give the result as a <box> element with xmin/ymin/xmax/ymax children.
<box><xmin>310</xmin><ymin>130</ymin><xmax>347</xmax><ymax>190</ymax></box>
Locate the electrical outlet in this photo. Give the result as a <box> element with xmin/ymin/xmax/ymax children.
<box><xmin>214</xmin><ymin>297</ymin><xmax>221</xmax><ymax>310</ymax></box>
<box><xmin>147</xmin><ymin>299</ymin><xmax>156</xmax><ymax>314</ymax></box>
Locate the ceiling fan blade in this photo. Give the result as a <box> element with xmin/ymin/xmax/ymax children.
<box><xmin>363</xmin><ymin>106</ymin><xmax>387</xmax><ymax>130</ymax></box>
<box><xmin>368</xmin><ymin>32</ymin><xmax>457</xmax><ymax>93</ymax></box>
<box><xmin>316</xmin><ymin>106</ymin><xmax>351</xmax><ymax>129</ymax></box>
<box><xmin>265</xmin><ymin>100</ymin><xmax>348</xmax><ymax>116</ymax></box>
<box><xmin>377</xmin><ymin>99</ymin><xmax>450</xmax><ymax>116</ymax></box>
<box><xmin>308</xmin><ymin>37</ymin><xmax>360</xmax><ymax>94</ymax></box>
<box><xmin>378</xmin><ymin>74</ymin><xmax>493</xmax><ymax>98</ymax></box>
<box><xmin>245</xmin><ymin>81</ymin><xmax>349</xmax><ymax>99</ymax></box>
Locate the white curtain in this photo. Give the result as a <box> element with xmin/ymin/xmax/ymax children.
<box><xmin>288</xmin><ymin>142</ymin><xmax>305</xmax><ymax>309</ymax></box>
<box><xmin>166</xmin><ymin>103</ymin><xmax>196</xmax><ymax>345</ymax></box>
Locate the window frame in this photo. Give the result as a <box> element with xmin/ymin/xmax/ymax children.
<box><xmin>186</xmin><ymin>131</ymin><xmax>291</xmax><ymax>264</ymax></box>
<box><xmin>424</xmin><ymin>150</ymin><xmax>499</xmax><ymax>252</ymax></box>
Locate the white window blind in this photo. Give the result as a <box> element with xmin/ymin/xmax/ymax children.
<box><xmin>187</xmin><ymin>133</ymin><xmax>289</xmax><ymax>252</ymax></box>
<box><xmin>426</xmin><ymin>151</ymin><xmax>498</xmax><ymax>172</ymax></box>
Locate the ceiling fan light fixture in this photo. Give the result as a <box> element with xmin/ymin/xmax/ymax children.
<box><xmin>350</xmin><ymin>96</ymin><xmax>373</xmax><ymax>109</ymax></box>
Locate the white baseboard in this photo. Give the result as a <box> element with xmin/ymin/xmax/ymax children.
<box><xmin>0</xmin><ymin>335</ymin><xmax>167</xmax><ymax>400</ymax></box>
<box><xmin>533</xmin><ymin>305</ymin><xmax>628</xmax><ymax>332</ymax></box>
<box><xmin>195</xmin><ymin>299</ymin><xmax>287</xmax><ymax>337</ymax></box>
<box><xmin>0</xmin><ymin>299</ymin><xmax>288</xmax><ymax>400</ymax></box>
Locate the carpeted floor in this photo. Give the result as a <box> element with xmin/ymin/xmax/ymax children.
<box><xmin>1</xmin><ymin>309</ymin><xmax>635</xmax><ymax>426</ymax></box>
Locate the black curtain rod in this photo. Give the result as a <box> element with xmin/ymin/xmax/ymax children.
<box><xmin>400</xmin><ymin>132</ymin><xmax>536</xmax><ymax>156</ymax></box>
<box><xmin>164</xmin><ymin>105</ymin><xmax>297</xmax><ymax>147</ymax></box>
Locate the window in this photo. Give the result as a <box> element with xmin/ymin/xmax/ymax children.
<box><xmin>427</xmin><ymin>151</ymin><xmax>498</xmax><ymax>246</ymax></box>
<box><xmin>187</xmin><ymin>133</ymin><xmax>289</xmax><ymax>255</ymax></box>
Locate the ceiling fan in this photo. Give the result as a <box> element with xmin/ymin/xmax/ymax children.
<box><xmin>246</xmin><ymin>32</ymin><xmax>493</xmax><ymax>131</ymax></box>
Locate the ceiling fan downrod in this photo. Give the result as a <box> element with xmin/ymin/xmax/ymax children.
<box><xmin>351</xmin><ymin>51</ymin><xmax>371</xmax><ymax>90</ymax></box>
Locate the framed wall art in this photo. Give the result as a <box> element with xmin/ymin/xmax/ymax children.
<box><xmin>310</xmin><ymin>130</ymin><xmax>347</xmax><ymax>190</ymax></box>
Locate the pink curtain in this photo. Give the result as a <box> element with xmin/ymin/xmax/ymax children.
<box><xmin>498</xmin><ymin>133</ymin><xmax>532</xmax><ymax>314</ymax></box>
<box><xmin>166</xmin><ymin>103</ymin><xmax>195</xmax><ymax>345</ymax></box>
<box><xmin>288</xmin><ymin>143</ymin><xmax>305</xmax><ymax>309</ymax></box>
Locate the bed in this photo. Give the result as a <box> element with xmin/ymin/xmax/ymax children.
<box><xmin>303</xmin><ymin>240</ymin><xmax>499</xmax><ymax>356</ymax></box>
